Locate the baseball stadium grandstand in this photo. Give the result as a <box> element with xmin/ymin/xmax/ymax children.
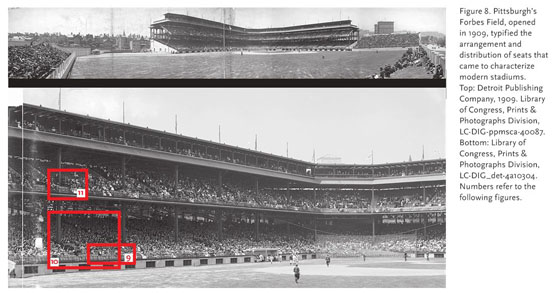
<box><xmin>150</xmin><ymin>13</ymin><xmax>360</xmax><ymax>53</ymax></box>
<box><xmin>8</xmin><ymin>104</ymin><xmax>445</xmax><ymax>279</ymax></box>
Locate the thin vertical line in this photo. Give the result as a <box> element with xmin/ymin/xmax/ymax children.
<box><xmin>20</xmin><ymin>105</ymin><xmax>24</xmax><ymax>277</ymax></box>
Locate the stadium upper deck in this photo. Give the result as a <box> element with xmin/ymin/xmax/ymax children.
<box><xmin>8</xmin><ymin>104</ymin><xmax>445</xmax><ymax>184</ymax></box>
<box><xmin>150</xmin><ymin>13</ymin><xmax>359</xmax><ymax>51</ymax></box>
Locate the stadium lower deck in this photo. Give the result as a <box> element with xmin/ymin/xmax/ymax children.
<box><xmin>69</xmin><ymin>49</ymin><xmax>432</xmax><ymax>79</ymax></box>
<box><xmin>9</xmin><ymin>257</ymin><xmax>445</xmax><ymax>288</ymax></box>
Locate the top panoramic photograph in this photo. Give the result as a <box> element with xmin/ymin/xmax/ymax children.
<box><xmin>8</xmin><ymin>7</ymin><xmax>446</xmax><ymax>80</ymax></box>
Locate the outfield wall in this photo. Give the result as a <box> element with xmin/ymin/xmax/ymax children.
<box><xmin>11</xmin><ymin>252</ymin><xmax>443</xmax><ymax>278</ymax></box>
<box><xmin>414</xmin><ymin>252</ymin><xmax>446</xmax><ymax>259</ymax></box>
<box><xmin>13</xmin><ymin>255</ymin><xmax>256</xmax><ymax>278</ymax></box>
<box><xmin>12</xmin><ymin>253</ymin><xmax>318</xmax><ymax>278</ymax></box>
<box><xmin>46</xmin><ymin>52</ymin><xmax>76</xmax><ymax>79</ymax></box>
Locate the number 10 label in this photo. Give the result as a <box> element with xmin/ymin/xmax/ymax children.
<box><xmin>50</xmin><ymin>258</ymin><xmax>59</xmax><ymax>267</ymax></box>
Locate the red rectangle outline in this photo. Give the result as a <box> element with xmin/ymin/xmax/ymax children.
<box><xmin>47</xmin><ymin>168</ymin><xmax>89</xmax><ymax>201</ymax></box>
<box><xmin>47</xmin><ymin>210</ymin><xmax>122</xmax><ymax>270</ymax></box>
<box><xmin>86</xmin><ymin>243</ymin><xmax>137</xmax><ymax>265</ymax></box>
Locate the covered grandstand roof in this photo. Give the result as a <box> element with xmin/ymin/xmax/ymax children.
<box><xmin>11</xmin><ymin>104</ymin><xmax>445</xmax><ymax>171</ymax></box>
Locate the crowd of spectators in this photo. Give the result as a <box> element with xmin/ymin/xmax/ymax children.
<box><xmin>367</xmin><ymin>46</ymin><xmax>444</xmax><ymax>80</ymax></box>
<box><xmin>314</xmin><ymin>160</ymin><xmax>446</xmax><ymax>178</ymax></box>
<box><xmin>8</xmin><ymin>43</ymin><xmax>70</xmax><ymax>79</ymax></box>
<box><xmin>9</xmin><ymin>213</ymin><xmax>317</xmax><ymax>263</ymax></box>
<box><xmin>127</xmin><ymin>220</ymin><xmax>317</xmax><ymax>259</ymax></box>
<box><xmin>8</xmin><ymin>214</ymin><xmax>44</xmax><ymax>261</ymax></box>
<box><xmin>8</xmin><ymin>155</ymin><xmax>446</xmax><ymax>213</ymax></box>
<box><xmin>9</xmin><ymin>209</ymin><xmax>444</xmax><ymax>264</ymax></box>
<box><xmin>317</xmin><ymin>223</ymin><xmax>446</xmax><ymax>256</ymax></box>
<box><xmin>355</xmin><ymin>33</ymin><xmax>420</xmax><ymax>49</ymax></box>
<box><xmin>371</xmin><ymin>224</ymin><xmax>446</xmax><ymax>254</ymax></box>
<box><xmin>375</xmin><ymin>188</ymin><xmax>446</xmax><ymax>212</ymax></box>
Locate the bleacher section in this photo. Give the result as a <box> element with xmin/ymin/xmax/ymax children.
<box><xmin>8</xmin><ymin>44</ymin><xmax>71</xmax><ymax>79</ymax></box>
<box><xmin>355</xmin><ymin>33</ymin><xmax>420</xmax><ymax>49</ymax></box>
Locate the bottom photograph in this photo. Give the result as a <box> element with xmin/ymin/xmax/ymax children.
<box><xmin>8</xmin><ymin>88</ymin><xmax>446</xmax><ymax>288</ymax></box>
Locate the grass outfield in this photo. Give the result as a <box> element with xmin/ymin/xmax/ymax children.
<box><xmin>69</xmin><ymin>50</ymin><xmax>418</xmax><ymax>79</ymax></box>
<box><xmin>9</xmin><ymin>257</ymin><xmax>445</xmax><ymax>288</ymax></box>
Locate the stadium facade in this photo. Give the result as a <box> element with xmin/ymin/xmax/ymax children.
<box><xmin>149</xmin><ymin>13</ymin><xmax>360</xmax><ymax>53</ymax></box>
<box><xmin>8</xmin><ymin>104</ymin><xmax>445</xmax><ymax>277</ymax></box>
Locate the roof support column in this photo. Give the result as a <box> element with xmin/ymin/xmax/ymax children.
<box><xmin>55</xmin><ymin>202</ymin><xmax>62</xmax><ymax>243</ymax></box>
<box><xmin>255</xmin><ymin>212</ymin><xmax>260</xmax><ymax>241</ymax></box>
<box><xmin>423</xmin><ymin>213</ymin><xmax>428</xmax><ymax>236</ymax></box>
<box><xmin>174</xmin><ymin>165</ymin><xmax>179</xmax><ymax>189</ymax></box>
<box><xmin>371</xmin><ymin>188</ymin><xmax>376</xmax><ymax>212</ymax></box>
<box><xmin>56</xmin><ymin>214</ymin><xmax>62</xmax><ymax>243</ymax></box>
<box><xmin>313</xmin><ymin>216</ymin><xmax>317</xmax><ymax>241</ymax></box>
<box><xmin>174</xmin><ymin>205</ymin><xmax>179</xmax><ymax>242</ymax></box>
<box><xmin>216</xmin><ymin>210</ymin><xmax>223</xmax><ymax>241</ymax></box>
<box><xmin>217</xmin><ymin>171</ymin><xmax>223</xmax><ymax>196</ymax></box>
<box><xmin>56</xmin><ymin>147</ymin><xmax>62</xmax><ymax>185</ymax></box>
<box><xmin>286</xmin><ymin>182</ymin><xmax>290</xmax><ymax>198</ymax></box>
<box><xmin>121</xmin><ymin>157</ymin><xmax>126</xmax><ymax>178</ymax></box>
<box><xmin>121</xmin><ymin>202</ymin><xmax>127</xmax><ymax>242</ymax></box>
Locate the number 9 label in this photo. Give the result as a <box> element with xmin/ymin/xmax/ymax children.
<box><xmin>124</xmin><ymin>253</ymin><xmax>134</xmax><ymax>263</ymax></box>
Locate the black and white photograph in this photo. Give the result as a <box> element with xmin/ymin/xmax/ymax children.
<box><xmin>5</xmin><ymin>0</ymin><xmax>557</xmax><ymax>291</ymax></box>
<box><xmin>8</xmin><ymin>88</ymin><xmax>446</xmax><ymax>287</ymax></box>
<box><xmin>8</xmin><ymin>8</ymin><xmax>446</xmax><ymax>80</ymax></box>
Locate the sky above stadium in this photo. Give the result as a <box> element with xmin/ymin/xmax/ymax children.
<box><xmin>13</xmin><ymin>88</ymin><xmax>445</xmax><ymax>164</ymax></box>
<box><xmin>9</xmin><ymin>8</ymin><xmax>446</xmax><ymax>36</ymax></box>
